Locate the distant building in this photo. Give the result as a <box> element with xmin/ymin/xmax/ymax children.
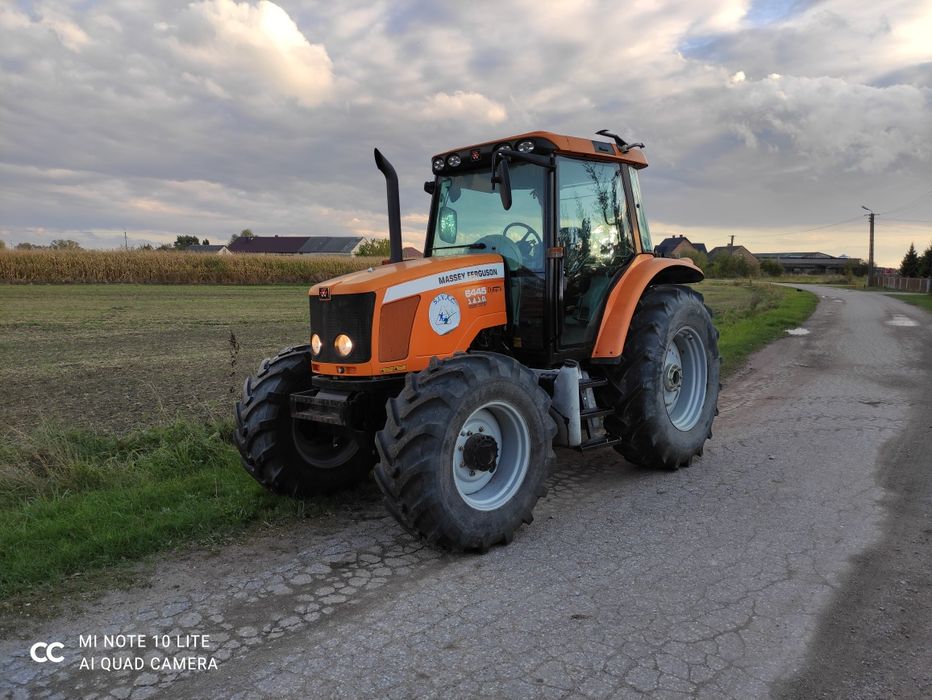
<box><xmin>755</xmin><ymin>252</ymin><xmax>862</xmax><ymax>274</ymax></box>
<box><xmin>184</xmin><ymin>244</ymin><xmax>230</xmax><ymax>255</ymax></box>
<box><xmin>227</xmin><ymin>236</ymin><xmax>364</xmax><ymax>256</ymax></box>
<box><xmin>708</xmin><ymin>244</ymin><xmax>761</xmax><ymax>271</ymax></box>
<box><xmin>402</xmin><ymin>246</ymin><xmax>423</xmax><ymax>259</ymax></box>
<box><xmin>654</xmin><ymin>235</ymin><xmax>706</xmax><ymax>258</ymax></box>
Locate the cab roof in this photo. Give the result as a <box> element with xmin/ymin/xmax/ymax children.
<box><xmin>432</xmin><ymin>130</ymin><xmax>648</xmax><ymax>172</ymax></box>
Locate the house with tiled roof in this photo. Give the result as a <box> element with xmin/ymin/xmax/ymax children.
<box><xmin>654</xmin><ymin>235</ymin><xmax>706</xmax><ymax>259</ymax></box>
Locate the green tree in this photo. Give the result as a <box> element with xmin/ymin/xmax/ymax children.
<box><xmin>174</xmin><ymin>235</ymin><xmax>200</xmax><ymax>250</ymax></box>
<box><xmin>679</xmin><ymin>249</ymin><xmax>707</xmax><ymax>271</ymax></box>
<box><xmin>50</xmin><ymin>239</ymin><xmax>82</xmax><ymax>250</ymax></box>
<box><xmin>0</xmin><ymin>240</ymin><xmax>6</xmax><ymax>250</ymax></box>
<box><xmin>229</xmin><ymin>229</ymin><xmax>255</xmax><ymax>244</ymax></box>
<box><xmin>15</xmin><ymin>242</ymin><xmax>43</xmax><ymax>250</ymax></box>
<box><xmin>760</xmin><ymin>259</ymin><xmax>783</xmax><ymax>277</ymax></box>
<box><xmin>919</xmin><ymin>242</ymin><xmax>932</xmax><ymax>278</ymax></box>
<box><xmin>900</xmin><ymin>242</ymin><xmax>920</xmax><ymax>277</ymax></box>
<box><xmin>355</xmin><ymin>238</ymin><xmax>392</xmax><ymax>257</ymax></box>
<box><xmin>202</xmin><ymin>238</ymin><xmax>210</xmax><ymax>245</ymax></box>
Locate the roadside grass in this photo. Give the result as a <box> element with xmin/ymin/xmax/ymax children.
<box><xmin>883</xmin><ymin>293</ymin><xmax>932</xmax><ymax>313</ymax></box>
<box><xmin>0</xmin><ymin>420</ymin><xmax>354</xmax><ymax>603</ymax></box>
<box><xmin>698</xmin><ymin>280</ymin><xmax>819</xmax><ymax>376</ymax></box>
<box><xmin>0</xmin><ymin>281</ymin><xmax>817</xmax><ymax>603</ymax></box>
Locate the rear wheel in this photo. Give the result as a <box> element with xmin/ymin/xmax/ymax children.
<box><xmin>235</xmin><ymin>345</ymin><xmax>376</xmax><ymax>496</ymax></box>
<box><xmin>373</xmin><ymin>352</ymin><xmax>556</xmax><ymax>551</ymax></box>
<box><xmin>601</xmin><ymin>285</ymin><xmax>720</xmax><ymax>469</ymax></box>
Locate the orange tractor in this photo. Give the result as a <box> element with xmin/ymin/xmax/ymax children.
<box><xmin>235</xmin><ymin>130</ymin><xmax>719</xmax><ymax>550</ymax></box>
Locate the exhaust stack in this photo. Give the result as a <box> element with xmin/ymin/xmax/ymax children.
<box><xmin>374</xmin><ymin>148</ymin><xmax>403</xmax><ymax>264</ymax></box>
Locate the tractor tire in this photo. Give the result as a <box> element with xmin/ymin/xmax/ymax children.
<box><xmin>235</xmin><ymin>345</ymin><xmax>376</xmax><ymax>496</ymax></box>
<box><xmin>373</xmin><ymin>352</ymin><xmax>556</xmax><ymax>552</ymax></box>
<box><xmin>600</xmin><ymin>284</ymin><xmax>720</xmax><ymax>470</ymax></box>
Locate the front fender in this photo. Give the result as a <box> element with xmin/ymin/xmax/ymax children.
<box><xmin>591</xmin><ymin>255</ymin><xmax>703</xmax><ymax>361</ymax></box>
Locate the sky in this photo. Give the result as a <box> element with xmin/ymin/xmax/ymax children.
<box><xmin>1</xmin><ymin>0</ymin><xmax>931</xmax><ymax>267</ymax></box>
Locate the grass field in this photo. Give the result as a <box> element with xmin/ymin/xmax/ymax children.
<box><xmin>884</xmin><ymin>293</ymin><xmax>932</xmax><ymax>313</ymax></box>
<box><xmin>0</xmin><ymin>281</ymin><xmax>816</xmax><ymax>602</ymax></box>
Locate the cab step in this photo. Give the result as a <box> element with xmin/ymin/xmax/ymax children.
<box><xmin>580</xmin><ymin>406</ymin><xmax>615</xmax><ymax>420</ymax></box>
<box><xmin>575</xmin><ymin>435</ymin><xmax>621</xmax><ymax>452</ymax></box>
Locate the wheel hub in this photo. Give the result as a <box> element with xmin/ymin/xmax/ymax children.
<box><xmin>462</xmin><ymin>433</ymin><xmax>499</xmax><ymax>473</ymax></box>
<box><xmin>664</xmin><ymin>364</ymin><xmax>683</xmax><ymax>391</ymax></box>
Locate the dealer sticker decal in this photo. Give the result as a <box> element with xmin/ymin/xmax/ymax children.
<box><xmin>429</xmin><ymin>293</ymin><xmax>460</xmax><ymax>335</ymax></box>
<box><xmin>464</xmin><ymin>286</ymin><xmax>488</xmax><ymax>307</ymax></box>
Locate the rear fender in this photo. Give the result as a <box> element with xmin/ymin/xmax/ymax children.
<box><xmin>591</xmin><ymin>255</ymin><xmax>703</xmax><ymax>362</ymax></box>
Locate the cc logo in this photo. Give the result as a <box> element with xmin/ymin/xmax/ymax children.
<box><xmin>30</xmin><ymin>642</ymin><xmax>64</xmax><ymax>663</ymax></box>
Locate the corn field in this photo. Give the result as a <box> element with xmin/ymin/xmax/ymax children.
<box><xmin>0</xmin><ymin>250</ymin><xmax>381</xmax><ymax>284</ymax></box>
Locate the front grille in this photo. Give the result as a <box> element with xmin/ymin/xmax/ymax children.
<box><xmin>309</xmin><ymin>292</ymin><xmax>375</xmax><ymax>363</ymax></box>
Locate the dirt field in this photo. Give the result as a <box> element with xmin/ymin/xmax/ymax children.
<box><xmin>0</xmin><ymin>285</ymin><xmax>310</xmax><ymax>433</ymax></box>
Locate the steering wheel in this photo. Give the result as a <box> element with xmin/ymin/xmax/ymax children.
<box><xmin>502</xmin><ymin>222</ymin><xmax>542</xmax><ymax>248</ymax></box>
<box><xmin>474</xmin><ymin>235</ymin><xmax>523</xmax><ymax>272</ymax></box>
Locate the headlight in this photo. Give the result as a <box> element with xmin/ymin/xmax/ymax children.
<box><xmin>446</xmin><ymin>153</ymin><xmax>461</xmax><ymax>167</ymax></box>
<box><xmin>310</xmin><ymin>333</ymin><xmax>322</xmax><ymax>355</ymax></box>
<box><xmin>334</xmin><ymin>334</ymin><xmax>353</xmax><ymax>357</ymax></box>
<box><xmin>516</xmin><ymin>140</ymin><xmax>534</xmax><ymax>153</ymax></box>
<box><xmin>432</xmin><ymin>157</ymin><xmax>445</xmax><ymax>171</ymax></box>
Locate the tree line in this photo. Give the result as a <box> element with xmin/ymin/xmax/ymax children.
<box><xmin>899</xmin><ymin>242</ymin><xmax>932</xmax><ymax>278</ymax></box>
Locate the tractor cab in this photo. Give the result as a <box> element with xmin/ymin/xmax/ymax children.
<box><xmin>424</xmin><ymin>131</ymin><xmax>656</xmax><ymax>366</ymax></box>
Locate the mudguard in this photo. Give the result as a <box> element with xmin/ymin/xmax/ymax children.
<box><xmin>591</xmin><ymin>255</ymin><xmax>703</xmax><ymax>361</ymax></box>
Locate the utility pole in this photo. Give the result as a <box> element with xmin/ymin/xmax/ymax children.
<box><xmin>861</xmin><ymin>206</ymin><xmax>874</xmax><ymax>287</ymax></box>
<box><xmin>729</xmin><ymin>234</ymin><xmax>735</xmax><ymax>248</ymax></box>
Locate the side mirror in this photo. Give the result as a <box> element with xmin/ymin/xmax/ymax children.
<box><xmin>438</xmin><ymin>206</ymin><xmax>458</xmax><ymax>243</ymax></box>
<box><xmin>491</xmin><ymin>154</ymin><xmax>513</xmax><ymax>211</ymax></box>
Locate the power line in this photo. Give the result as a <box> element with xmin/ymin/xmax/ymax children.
<box><xmin>881</xmin><ymin>217</ymin><xmax>932</xmax><ymax>224</ymax></box>
<box><xmin>877</xmin><ymin>187</ymin><xmax>932</xmax><ymax>216</ymax></box>
<box><xmin>796</xmin><ymin>215</ymin><xmax>864</xmax><ymax>233</ymax></box>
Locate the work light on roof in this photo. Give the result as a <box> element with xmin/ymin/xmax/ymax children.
<box><xmin>432</xmin><ymin>157</ymin><xmax>445</xmax><ymax>172</ymax></box>
<box><xmin>447</xmin><ymin>154</ymin><xmax>462</xmax><ymax>167</ymax></box>
<box><xmin>516</xmin><ymin>140</ymin><xmax>535</xmax><ymax>153</ymax></box>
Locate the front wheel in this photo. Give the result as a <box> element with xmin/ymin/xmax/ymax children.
<box><xmin>373</xmin><ymin>352</ymin><xmax>556</xmax><ymax>551</ymax></box>
<box><xmin>234</xmin><ymin>345</ymin><xmax>376</xmax><ymax>496</ymax></box>
<box><xmin>601</xmin><ymin>285</ymin><xmax>720</xmax><ymax>469</ymax></box>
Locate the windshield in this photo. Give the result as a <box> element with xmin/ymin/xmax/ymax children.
<box><xmin>431</xmin><ymin>163</ymin><xmax>546</xmax><ymax>273</ymax></box>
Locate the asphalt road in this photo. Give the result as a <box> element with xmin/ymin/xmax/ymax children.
<box><xmin>2</xmin><ymin>285</ymin><xmax>930</xmax><ymax>699</ymax></box>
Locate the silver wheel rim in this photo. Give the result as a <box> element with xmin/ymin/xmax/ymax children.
<box><xmin>663</xmin><ymin>326</ymin><xmax>708</xmax><ymax>432</ymax></box>
<box><xmin>452</xmin><ymin>400</ymin><xmax>530</xmax><ymax>511</ymax></box>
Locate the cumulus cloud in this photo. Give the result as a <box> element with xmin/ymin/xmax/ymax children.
<box><xmin>421</xmin><ymin>91</ymin><xmax>507</xmax><ymax>125</ymax></box>
<box><xmin>165</xmin><ymin>0</ymin><xmax>334</xmax><ymax>109</ymax></box>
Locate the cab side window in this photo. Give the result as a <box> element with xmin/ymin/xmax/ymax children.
<box><xmin>627</xmin><ymin>166</ymin><xmax>652</xmax><ymax>253</ymax></box>
<box><xmin>557</xmin><ymin>157</ymin><xmax>634</xmax><ymax>346</ymax></box>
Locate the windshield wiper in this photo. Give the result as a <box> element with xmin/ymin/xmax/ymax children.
<box><xmin>432</xmin><ymin>242</ymin><xmax>487</xmax><ymax>251</ymax></box>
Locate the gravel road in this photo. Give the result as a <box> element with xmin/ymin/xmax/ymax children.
<box><xmin>2</xmin><ymin>285</ymin><xmax>929</xmax><ymax>699</ymax></box>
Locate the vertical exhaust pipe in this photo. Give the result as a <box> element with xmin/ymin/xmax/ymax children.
<box><xmin>374</xmin><ymin>148</ymin><xmax>403</xmax><ymax>263</ymax></box>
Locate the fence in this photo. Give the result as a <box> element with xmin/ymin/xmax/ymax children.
<box><xmin>877</xmin><ymin>275</ymin><xmax>932</xmax><ymax>293</ymax></box>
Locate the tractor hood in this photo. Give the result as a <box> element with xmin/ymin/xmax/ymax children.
<box><xmin>308</xmin><ymin>253</ymin><xmax>504</xmax><ymax>300</ymax></box>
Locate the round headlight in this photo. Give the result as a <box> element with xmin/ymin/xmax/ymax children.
<box><xmin>432</xmin><ymin>157</ymin><xmax>445</xmax><ymax>171</ymax></box>
<box><xmin>516</xmin><ymin>140</ymin><xmax>535</xmax><ymax>153</ymax></box>
<box><xmin>447</xmin><ymin>154</ymin><xmax>462</xmax><ymax>167</ymax></box>
<box><xmin>494</xmin><ymin>142</ymin><xmax>512</xmax><ymax>152</ymax></box>
<box><xmin>334</xmin><ymin>334</ymin><xmax>353</xmax><ymax>357</ymax></box>
<box><xmin>310</xmin><ymin>333</ymin><xmax>322</xmax><ymax>355</ymax></box>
